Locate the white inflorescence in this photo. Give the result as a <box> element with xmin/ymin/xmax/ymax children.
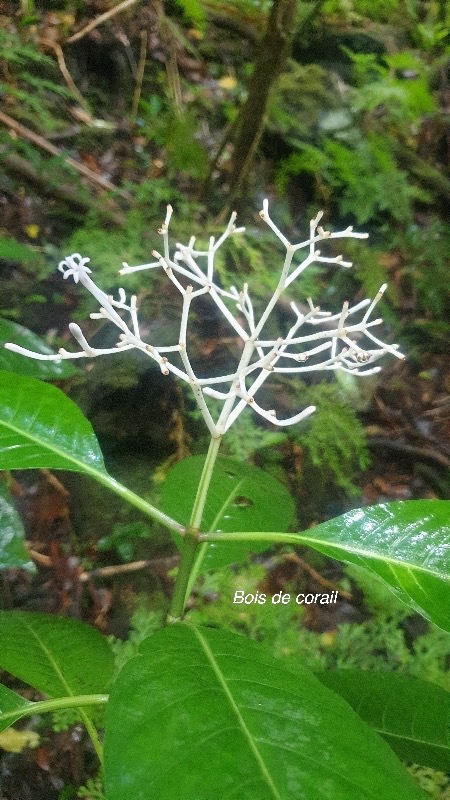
<box><xmin>5</xmin><ymin>200</ymin><xmax>404</xmax><ymax>437</ymax></box>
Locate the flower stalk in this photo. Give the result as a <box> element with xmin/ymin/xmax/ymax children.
<box><xmin>167</xmin><ymin>434</ymin><xmax>223</xmax><ymax>622</ymax></box>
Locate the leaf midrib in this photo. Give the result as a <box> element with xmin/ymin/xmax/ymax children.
<box><xmin>211</xmin><ymin>530</ymin><xmax>450</xmax><ymax>582</ymax></box>
<box><xmin>0</xmin><ymin>413</ymin><xmax>106</xmax><ymax>477</ymax></box>
<box><xmin>21</xmin><ymin>617</ymin><xmax>74</xmax><ymax>697</ymax></box>
<box><xmin>378</xmin><ymin>728</ymin><xmax>449</xmax><ymax>752</ymax></box>
<box><xmin>298</xmin><ymin>533</ymin><xmax>450</xmax><ymax>582</ymax></box>
<box><xmin>189</xmin><ymin>624</ymin><xmax>282</xmax><ymax>800</ymax></box>
<box><xmin>357</xmin><ymin>694</ymin><xmax>450</xmax><ymax>752</ymax></box>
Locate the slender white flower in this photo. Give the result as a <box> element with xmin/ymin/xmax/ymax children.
<box><xmin>5</xmin><ymin>201</ymin><xmax>404</xmax><ymax>437</ymax></box>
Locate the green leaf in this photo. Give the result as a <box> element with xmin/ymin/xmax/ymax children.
<box><xmin>0</xmin><ymin>370</ymin><xmax>106</xmax><ymax>473</ymax></box>
<box><xmin>104</xmin><ymin>624</ymin><xmax>425</xmax><ymax>800</ymax></box>
<box><xmin>0</xmin><ymin>319</ymin><xmax>78</xmax><ymax>378</ymax></box>
<box><xmin>0</xmin><ymin>371</ymin><xmax>184</xmax><ymax>534</ymax></box>
<box><xmin>0</xmin><ymin>684</ymin><xmax>31</xmax><ymax>734</ymax></box>
<box><xmin>0</xmin><ymin>482</ymin><xmax>33</xmax><ymax>570</ymax></box>
<box><xmin>0</xmin><ymin>611</ymin><xmax>114</xmax><ymax>698</ymax></box>
<box><xmin>0</xmin><ymin>236</ymin><xmax>37</xmax><ymax>263</ymax></box>
<box><xmin>296</xmin><ymin>500</ymin><xmax>450</xmax><ymax>632</ymax></box>
<box><xmin>160</xmin><ymin>455</ymin><xmax>295</xmax><ymax>572</ymax></box>
<box><xmin>207</xmin><ymin>501</ymin><xmax>450</xmax><ymax>632</ymax></box>
<box><xmin>317</xmin><ymin>671</ymin><xmax>450</xmax><ymax>771</ymax></box>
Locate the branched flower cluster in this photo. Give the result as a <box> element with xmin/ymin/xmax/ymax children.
<box><xmin>5</xmin><ymin>201</ymin><xmax>404</xmax><ymax>437</ymax></box>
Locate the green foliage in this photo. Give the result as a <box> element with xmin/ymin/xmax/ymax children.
<box><xmin>317</xmin><ymin>671</ymin><xmax>450</xmax><ymax>769</ymax></box>
<box><xmin>322</xmin><ymin>0</ymin><xmax>415</xmax><ymax>24</ymax></box>
<box><xmin>0</xmin><ymin>371</ymin><xmax>107</xmax><ymax>474</ymax></box>
<box><xmin>294</xmin><ymin>382</ymin><xmax>370</xmax><ymax>494</ymax></box>
<box><xmin>391</xmin><ymin>218</ymin><xmax>450</xmax><ymax>319</ymax></box>
<box><xmin>338</xmin><ymin>239</ymin><xmax>394</xmax><ymax>307</ymax></box>
<box><xmin>163</xmin><ymin>111</ymin><xmax>209</xmax><ymax>179</ymax></box>
<box><xmin>76</xmin><ymin>777</ymin><xmax>105</xmax><ymax>800</ymax></box>
<box><xmin>219</xmin><ymin>412</ymin><xmax>285</xmax><ymax>462</ymax></box>
<box><xmin>275</xmin><ymin>143</ymin><xmax>330</xmax><ymax>195</ymax></box>
<box><xmin>1</xmin><ymin>369</ymin><xmax>449</xmax><ymax>797</ymax></box>
<box><xmin>267</xmin><ymin>62</ymin><xmax>336</xmax><ymax>146</ymax></box>
<box><xmin>98</xmin><ymin>521</ymin><xmax>154</xmax><ymax>562</ymax></box>
<box><xmin>0</xmin><ymin>371</ymin><xmax>184</xmax><ymax>530</ymax></box>
<box><xmin>104</xmin><ymin>623</ymin><xmax>425</xmax><ymax>800</ymax></box>
<box><xmin>0</xmin><ymin>236</ymin><xmax>40</xmax><ymax>264</ymax></box>
<box><xmin>65</xmin><ymin>211</ymin><xmax>162</xmax><ymax>291</ymax></box>
<box><xmin>0</xmin><ymin>319</ymin><xmax>79</xmax><ymax>378</ymax></box>
<box><xmin>51</xmin><ymin>705</ymin><xmax>85</xmax><ymax>732</ymax></box>
<box><xmin>0</xmin><ymin>480</ymin><xmax>32</xmax><ymax>571</ymax></box>
<box><xmin>138</xmin><ymin>98</ymin><xmax>208</xmax><ymax>179</ymax></box>
<box><xmin>109</xmin><ymin>604</ymin><xmax>164</xmax><ymax>678</ymax></box>
<box><xmin>64</xmin><ymin>179</ymin><xmax>195</xmax><ymax>295</ymax></box>
<box><xmin>409</xmin><ymin>1</ymin><xmax>450</xmax><ymax>53</ymax></box>
<box><xmin>0</xmin><ymin>611</ymin><xmax>114</xmax><ymax>698</ymax></box>
<box><xmin>0</xmin><ymin>684</ymin><xmax>31</xmax><ymax>735</ymax></box>
<box><xmin>324</xmin><ymin>135</ymin><xmax>413</xmax><ymax>224</ymax></box>
<box><xmin>172</xmin><ymin>0</ymin><xmax>207</xmax><ymax>29</ymax></box>
<box><xmin>0</xmin><ymin>28</ymin><xmax>72</xmax><ymax>131</ymax></box>
<box><xmin>276</xmin><ymin>135</ymin><xmax>414</xmax><ymax>225</ymax></box>
<box><xmin>290</xmin><ymin>501</ymin><xmax>450</xmax><ymax>633</ymax></box>
<box><xmin>219</xmin><ymin>223</ymin><xmax>323</xmax><ymax>312</ymax></box>
<box><xmin>1</xmin><ymin>2</ymin><xmax>450</xmax><ymax>793</ymax></box>
<box><xmin>345</xmin><ymin>49</ymin><xmax>437</xmax><ymax>125</ymax></box>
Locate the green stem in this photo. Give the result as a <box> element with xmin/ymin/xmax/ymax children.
<box><xmin>79</xmin><ymin>707</ymin><xmax>104</xmax><ymax>765</ymax></box>
<box><xmin>167</xmin><ymin>435</ymin><xmax>223</xmax><ymax>622</ymax></box>
<box><xmin>199</xmin><ymin>531</ymin><xmax>297</xmax><ymax>544</ymax></box>
<box><xmin>167</xmin><ymin>530</ymin><xmax>199</xmax><ymax>623</ymax></box>
<box><xmin>0</xmin><ymin>694</ymin><xmax>108</xmax><ymax>727</ymax></box>
<box><xmin>189</xmin><ymin>436</ymin><xmax>223</xmax><ymax>530</ymax></box>
<box><xmin>86</xmin><ymin>469</ymin><xmax>185</xmax><ymax>538</ymax></box>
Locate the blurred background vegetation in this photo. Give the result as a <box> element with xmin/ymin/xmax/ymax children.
<box><xmin>0</xmin><ymin>0</ymin><xmax>450</xmax><ymax>797</ymax></box>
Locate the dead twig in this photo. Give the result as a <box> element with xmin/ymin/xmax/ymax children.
<box><xmin>40</xmin><ymin>469</ymin><xmax>70</xmax><ymax>497</ymax></box>
<box><xmin>0</xmin><ymin>110</ymin><xmax>130</xmax><ymax>199</ymax></box>
<box><xmin>66</xmin><ymin>0</ymin><xmax>141</xmax><ymax>44</ymax></box>
<box><xmin>26</xmin><ymin>546</ymin><xmax>178</xmax><ymax>581</ymax></box>
<box><xmin>160</xmin><ymin>16</ymin><xmax>183</xmax><ymax>116</ymax></box>
<box><xmin>78</xmin><ymin>556</ymin><xmax>179</xmax><ymax>582</ymax></box>
<box><xmin>367</xmin><ymin>436</ymin><xmax>450</xmax><ymax>469</ymax></box>
<box><xmin>130</xmin><ymin>29</ymin><xmax>148</xmax><ymax>124</ymax></box>
<box><xmin>41</xmin><ymin>39</ymin><xmax>92</xmax><ymax>116</ymax></box>
<box><xmin>0</xmin><ymin>151</ymin><xmax>125</xmax><ymax>224</ymax></box>
<box><xmin>27</xmin><ymin>548</ymin><xmax>52</xmax><ymax>568</ymax></box>
<box><xmin>284</xmin><ymin>552</ymin><xmax>353</xmax><ymax>600</ymax></box>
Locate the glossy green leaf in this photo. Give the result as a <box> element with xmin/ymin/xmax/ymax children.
<box><xmin>0</xmin><ymin>371</ymin><xmax>106</xmax><ymax>473</ymax></box>
<box><xmin>0</xmin><ymin>611</ymin><xmax>114</xmax><ymax>698</ymax></box>
<box><xmin>0</xmin><ymin>318</ymin><xmax>78</xmax><ymax>378</ymax></box>
<box><xmin>297</xmin><ymin>501</ymin><xmax>450</xmax><ymax>632</ymax></box>
<box><xmin>0</xmin><ymin>371</ymin><xmax>184</xmax><ymax>533</ymax></box>
<box><xmin>318</xmin><ymin>671</ymin><xmax>450</xmax><ymax>770</ymax></box>
<box><xmin>104</xmin><ymin>624</ymin><xmax>425</xmax><ymax>800</ymax></box>
<box><xmin>208</xmin><ymin>501</ymin><xmax>450</xmax><ymax>632</ymax></box>
<box><xmin>0</xmin><ymin>482</ymin><xmax>33</xmax><ymax>570</ymax></box>
<box><xmin>160</xmin><ymin>455</ymin><xmax>295</xmax><ymax>572</ymax></box>
<box><xmin>0</xmin><ymin>684</ymin><xmax>31</xmax><ymax>734</ymax></box>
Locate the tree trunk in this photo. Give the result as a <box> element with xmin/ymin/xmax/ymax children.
<box><xmin>226</xmin><ymin>0</ymin><xmax>298</xmax><ymax>211</ymax></box>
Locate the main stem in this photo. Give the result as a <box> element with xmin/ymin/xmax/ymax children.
<box><xmin>167</xmin><ymin>435</ymin><xmax>222</xmax><ymax>622</ymax></box>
